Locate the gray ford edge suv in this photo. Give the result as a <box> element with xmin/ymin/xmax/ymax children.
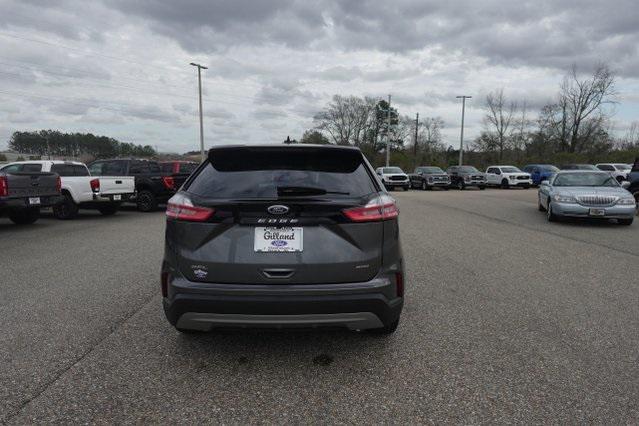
<box><xmin>162</xmin><ymin>144</ymin><xmax>404</xmax><ymax>334</ymax></box>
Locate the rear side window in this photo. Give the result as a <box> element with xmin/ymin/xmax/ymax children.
<box><xmin>51</xmin><ymin>164</ymin><xmax>74</xmax><ymax>176</ymax></box>
<box><xmin>596</xmin><ymin>164</ymin><xmax>614</xmax><ymax>171</ymax></box>
<box><xmin>21</xmin><ymin>164</ymin><xmax>43</xmax><ymax>172</ymax></box>
<box><xmin>103</xmin><ymin>161</ymin><xmax>126</xmax><ymax>176</ymax></box>
<box><xmin>73</xmin><ymin>165</ymin><xmax>89</xmax><ymax>176</ymax></box>
<box><xmin>186</xmin><ymin>148</ymin><xmax>377</xmax><ymax>199</ymax></box>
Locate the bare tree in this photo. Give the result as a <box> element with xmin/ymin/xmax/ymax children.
<box><xmin>483</xmin><ymin>89</ymin><xmax>516</xmax><ymax>162</ymax></box>
<box><xmin>313</xmin><ymin>95</ymin><xmax>377</xmax><ymax>146</ymax></box>
<box><xmin>560</xmin><ymin>64</ymin><xmax>617</xmax><ymax>152</ymax></box>
<box><xmin>510</xmin><ymin>100</ymin><xmax>532</xmax><ymax>162</ymax></box>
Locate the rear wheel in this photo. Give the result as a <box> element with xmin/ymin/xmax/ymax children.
<box><xmin>53</xmin><ymin>193</ymin><xmax>79</xmax><ymax>220</ymax></box>
<box><xmin>368</xmin><ymin>318</ymin><xmax>400</xmax><ymax>335</ymax></box>
<box><xmin>136</xmin><ymin>190</ymin><xmax>158</xmax><ymax>212</ymax></box>
<box><xmin>9</xmin><ymin>207</ymin><xmax>40</xmax><ymax>225</ymax></box>
<box><xmin>547</xmin><ymin>200</ymin><xmax>557</xmax><ymax>222</ymax></box>
<box><xmin>618</xmin><ymin>218</ymin><xmax>633</xmax><ymax>226</ymax></box>
<box><xmin>98</xmin><ymin>203</ymin><xmax>120</xmax><ymax>216</ymax></box>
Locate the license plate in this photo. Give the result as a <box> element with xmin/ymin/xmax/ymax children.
<box><xmin>113</xmin><ymin>195</ymin><xmax>122</xmax><ymax>201</ymax></box>
<box><xmin>589</xmin><ymin>208</ymin><xmax>605</xmax><ymax>216</ymax></box>
<box><xmin>28</xmin><ymin>197</ymin><xmax>41</xmax><ymax>205</ymax></box>
<box><xmin>254</xmin><ymin>227</ymin><xmax>303</xmax><ymax>252</ymax></box>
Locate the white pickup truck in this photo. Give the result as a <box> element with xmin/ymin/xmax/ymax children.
<box><xmin>0</xmin><ymin>160</ymin><xmax>135</xmax><ymax>219</ymax></box>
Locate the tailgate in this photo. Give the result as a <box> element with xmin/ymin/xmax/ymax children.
<box><xmin>98</xmin><ymin>177</ymin><xmax>136</xmax><ymax>195</ymax></box>
<box><xmin>5</xmin><ymin>172</ymin><xmax>59</xmax><ymax>198</ymax></box>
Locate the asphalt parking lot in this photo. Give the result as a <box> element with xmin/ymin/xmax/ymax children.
<box><xmin>1</xmin><ymin>189</ymin><xmax>638</xmax><ymax>423</ymax></box>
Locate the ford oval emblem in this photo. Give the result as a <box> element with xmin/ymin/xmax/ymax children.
<box><xmin>267</xmin><ymin>205</ymin><xmax>289</xmax><ymax>215</ymax></box>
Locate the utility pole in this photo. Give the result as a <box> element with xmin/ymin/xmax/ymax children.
<box><xmin>190</xmin><ymin>62</ymin><xmax>208</xmax><ymax>162</ymax></box>
<box><xmin>386</xmin><ymin>94</ymin><xmax>391</xmax><ymax>167</ymax></box>
<box><xmin>456</xmin><ymin>95</ymin><xmax>471</xmax><ymax>166</ymax></box>
<box><xmin>413</xmin><ymin>112</ymin><xmax>419</xmax><ymax>156</ymax></box>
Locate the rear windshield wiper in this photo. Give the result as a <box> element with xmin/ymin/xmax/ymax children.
<box><xmin>276</xmin><ymin>186</ymin><xmax>350</xmax><ymax>196</ymax></box>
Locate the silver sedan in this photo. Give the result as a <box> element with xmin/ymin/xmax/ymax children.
<box><xmin>538</xmin><ymin>171</ymin><xmax>636</xmax><ymax>225</ymax></box>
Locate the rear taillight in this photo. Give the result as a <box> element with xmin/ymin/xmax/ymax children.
<box><xmin>89</xmin><ymin>178</ymin><xmax>99</xmax><ymax>193</ymax></box>
<box><xmin>342</xmin><ymin>195</ymin><xmax>399</xmax><ymax>222</ymax></box>
<box><xmin>162</xmin><ymin>176</ymin><xmax>175</xmax><ymax>190</ymax></box>
<box><xmin>395</xmin><ymin>272</ymin><xmax>404</xmax><ymax>298</ymax></box>
<box><xmin>166</xmin><ymin>193</ymin><xmax>214</xmax><ymax>222</ymax></box>
<box><xmin>0</xmin><ymin>176</ymin><xmax>8</xmax><ymax>197</ymax></box>
<box><xmin>56</xmin><ymin>176</ymin><xmax>62</xmax><ymax>193</ymax></box>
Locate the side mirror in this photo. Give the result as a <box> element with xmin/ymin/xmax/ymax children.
<box><xmin>621</xmin><ymin>181</ymin><xmax>631</xmax><ymax>189</ymax></box>
<box><xmin>540</xmin><ymin>180</ymin><xmax>550</xmax><ymax>186</ymax></box>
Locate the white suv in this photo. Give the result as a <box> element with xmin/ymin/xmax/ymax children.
<box><xmin>375</xmin><ymin>167</ymin><xmax>410</xmax><ymax>191</ymax></box>
<box><xmin>595</xmin><ymin>163</ymin><xmax>631</xmax><ymax>182</ymax></box>
<box><xmin>485</xmin><ymin>165</ymin><xmax>532</xmax><ymax>189</ymax></box>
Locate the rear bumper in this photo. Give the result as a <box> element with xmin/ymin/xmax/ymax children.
<box><xmin>552</xmin><ymin>202</ymin><xmax>636</xmax><ymax>218</ymax></box>
<box><xmin>163</xmin><ymin>273</ymin><xmax>403</xmax><ymax>331</ymax></box>
<box><xmin>0</xmin><ymin>195</ymin><xmax>63</xmax><ymax>209</ymax></box>
<box><xmin>92</xmin><ymin>192</ymin><xmax>135</xmax><ymax>202</ymax></box>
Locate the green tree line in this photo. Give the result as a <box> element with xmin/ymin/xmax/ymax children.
<box><xmin>8</xmin><ymin>130</ymin><xmax>156</xmax><ymax>160</ymax></box>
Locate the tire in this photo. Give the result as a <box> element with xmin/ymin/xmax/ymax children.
<box><xmin>368</xmin><ymin>318</ymin><xmax>400</xmax><ymax>335</ymax></box>
<box><xmin>479</xmin><ymin>186</ymin><xmax>486</xmax><ymax>190</ymax></box>
<box><xmin>421</xmin><ymin>181</ymin><xmax>428</xmax><ymax>191</ymax></box>
<box><xmin>457</xmin><ymin>181</ymin><xmax>465</xmax><ymax>190</ymax></box>
<box><xmin>8</xmin><ymin>207</ymin><xmax>40</xmax><ymax>225</ymax></box>
<box><xmin>522</xmin><ymin>185</ymin><xmax>530</xmax><ymax>189</ymax></box>
<box><xmin>98</xmin><ymin>203</ymin><xmax>119</xmax><ymax>216</ymax></box>
<box><xmin>547</xmin><ymin>199</ymin><xmax>557</xmax><ymax>222</ymax></box>
<box><xmin>52</xmin><ymin>193</ymin><xmax>79</xmax><ymax>220</ymax></box>
<box><xmin>618</xmin><ymin>218</ymin><xmax>633</xmax><ymax>226</ymax></box>
<box><xmin>616</xmin><ymin>176</ymin><xmax>624</xmax><ymax>183</ymax></box>
<box><xmin>443</xmin><ymin>187</ymin><xmax>449</xmax><ymax>191</ymax></box>
<box><xmin>176</xmin><ymin>327</ymin><xmax>205</xmax><ymax>334</ymax></box>
<box><xmin>538</xmin><ymin>198</ymin><xmax>546</xmax><ymax>212</ymax></box>
<box><xmin>136</xmin><ymin>190</ymin><xmax>158</xmax><ymax>212</ymax></box>
<box><xmin>501</xmin><ymin>179</ymin><xmax>509</xmax><ymax>189</ymax></box>
<box><xmin>403</xmin><ymin>185</ymin><xmax>409</xmax><ymax>191</ymax></box>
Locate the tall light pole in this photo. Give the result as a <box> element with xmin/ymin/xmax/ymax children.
<box><xmin>190</xmin><ymin>62</ymin><xmax>208</xmax><ymax>162</ymax></box>
<box><xmin>386</xmin><ymin>94</ymin><xmax>392</xmax><ymax>167</ymax></box>
<box><xmin>456</xmin><ymin>95</ymin><xmax>471</xmax><ymax>166</ymax></box>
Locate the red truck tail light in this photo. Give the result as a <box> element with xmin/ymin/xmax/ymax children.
<box><xmin>0</xmin><ymin>176</ymin><xmax>8</xmax><ymax>197</ymax></box>
<box><xmin>166</xmin><ymin>194</ymin><xmax>214</xmax><ymax>222</ymax></box>
<box><xmin>55</xmin><ymin>176</ymin><xmax>62</xmax><ymax>193</ymax></box>
<box><xmin>89</xmin><ymin>178</ymin><xmax>100</xmax><ymax>193</ymax></box>
<box><xmin>162</xmin><ymin>176</ymin><xmax>175</xmax><ymax>190</ymax></box>
<box><xmin>342</xmin><ymin>195</ymin><xmax>399</xmax><ymax>222</ymax></box>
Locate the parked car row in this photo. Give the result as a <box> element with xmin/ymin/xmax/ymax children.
<box><xmin>0</xmin><ymin>158</ymin><xmax>199</xmax><ymax>225</ymax></box>
<box><xmin>377</xmin><ymin>161</ymin><xmax>636</xmax><ymax>192</ymax></box>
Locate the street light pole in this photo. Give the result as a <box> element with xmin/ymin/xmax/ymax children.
<box><xmin>190</xmin><ymin>62</ymin><xmax>208</xmax><ymax>162</ymax></box>
<box><xmin>456</xmin><ymin>95</ymin><xmax>471</xmax><ymax>166</ymax></box>
<box><xmin>386</xmin><ymin>94</ymin><xmax>391</xmax><ymax>167</ymax></box>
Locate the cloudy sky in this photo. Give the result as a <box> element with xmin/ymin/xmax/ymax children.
<box><xmin>1</xmin><ymin>0</ymin><xmax>638</xmax><ymax>153</ymax></box>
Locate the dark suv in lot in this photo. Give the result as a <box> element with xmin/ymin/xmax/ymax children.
<box><xmin>446</xmin><ymin>165</ymin><xmax>486</xmax><ymax>190</ymax></box>
<box><xmin>162</xmin><ymin>145</ymin><xmax>405</xmax><ymax>334</ymax></box>
<box><xmin>88</xmin><ymin>159</ymin><xmax>177</xmax><ymax>212</ymax></box>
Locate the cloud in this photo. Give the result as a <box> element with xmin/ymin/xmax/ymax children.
<box><xmin>0</xmin><ymin>0</ymin><xmax>638</xmax><ymax>151</ymax></box>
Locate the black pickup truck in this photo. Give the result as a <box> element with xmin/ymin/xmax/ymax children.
<box><xmin>0</xmin><ymin>168</ymin><xmax>62</xmax><ymax>224</ymax></box>
<box><xmin>88</xmin><ymin>159</ymin><xmax>177</xmax><ymax>212</ymax></box>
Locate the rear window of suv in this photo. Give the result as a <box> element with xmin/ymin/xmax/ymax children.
<box><xmin>185</xmin><ymin>147</ymin><xmax>377</xmax><ymax>199</ymax></box>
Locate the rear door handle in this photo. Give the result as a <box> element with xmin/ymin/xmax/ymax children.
<box><xmin>262</xmin><ymin>269</ymin><xmax>295</xmax><ymax>279</ymax></box>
